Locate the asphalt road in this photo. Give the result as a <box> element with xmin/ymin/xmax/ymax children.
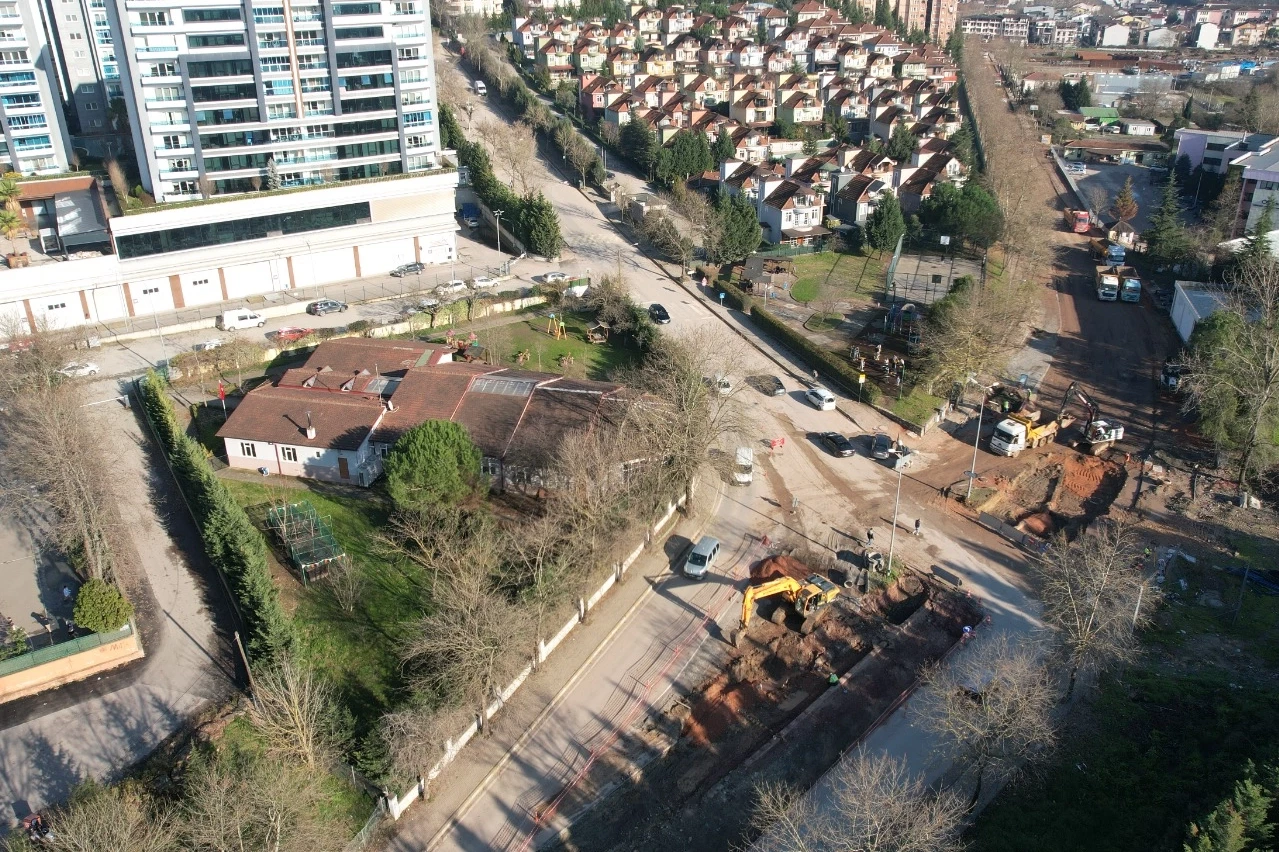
<box><xmin>0</xmin><ymin>376</ymin><xmax>239</xmax><ymax>830</ymax></box>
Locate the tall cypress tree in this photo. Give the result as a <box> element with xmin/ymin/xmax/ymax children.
<box><xmin>713</xmin><ymin>126</ymin><xmax>736</xmax><ymax>164</ymax></box>
<box><xmin>1143</xmin><ymin>175</ymin><xmax>1192</xmax><ymax>269</ymax></box>
<box><xmin>867</xmin><ymin>190</ymin><xmax>905</xmax><ymax>253</ymax></box>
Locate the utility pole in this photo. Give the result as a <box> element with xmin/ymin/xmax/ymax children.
<box><xmin>887</xmin><ymin>461</ymin><xmax>903</xmax><ymax>578</ymax></box>
<box><xmin>494</xmin><ymin>209</ymin><xmax>504</xmax><ymax>256</ymax></box>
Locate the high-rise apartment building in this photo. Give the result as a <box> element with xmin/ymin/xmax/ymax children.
<box><xmin>109</xmin><ymin>0</ymin><xmax>445</xmax><ymax>202</ymax></box>
<box><xmin>0</xmin><ymin>0</ymin><xmax>75</xmax><ymax>173</ymax></box>
<box><xmin>40</xmin><ymin>0</ymin><xmax>117</xmax><ymax>141</ymax></box>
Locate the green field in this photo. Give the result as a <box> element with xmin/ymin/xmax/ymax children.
<box><xmin>427</xmin><ymin>311</ymin><xmax>641</xmax><ymax>380</ymax></box>
<box><xmin>221</xmin><ymin>479</ymin><xmax>421</xmax><ymax>731</ymax></box>
<box><xmin>789</xmin><ymin>250</ymin><xmax>887</xmax><ymax>303</ymax></box>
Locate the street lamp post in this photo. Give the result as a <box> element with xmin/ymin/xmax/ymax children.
<box><xmin>887</xmin><ymin>459</ymin><xmax>903</xmax><ymax>580</ymax></box>
<box><xmin>965</xmin><ymin>374</ymin><xmax>988</xmax><ymax>502</ymax></box>
<box><xmin>494</xmin><ymin>209</ymin><xmax>504</xmax><ymax>256</ymax></box>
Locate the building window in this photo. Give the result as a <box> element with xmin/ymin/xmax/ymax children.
<box><xmin>73</xmin><ymin>49</ymin><xmax>88</xmax><ymax>58</ymax></box>
<box><xmin>141</xmin><ymin>286</ymin><xmax>160</xmax><ymax>295</ymax></box>
<box><xmin>174</xmin><ymin>180</ymin><xmax>197</xmax><ymax>194</ymax></box>
<box><xmin>188</xmin><ymin>33</ymin><xmax>246</xmax><ymax>48</ymax></box>
<box><xmin>191</xmin><ymin>277</ymin><xmax>209</xmax><ymax>285</ymax></box>
<box><xmin>64</xmin><ymin>13</ymin><xmax>78</xmax><ymax>20</ymax></box>
<box><xmin>240</xmin><ymin>442</ymin><xmax>257</xmax><ymax>457</ymax></box>
<box><xmin>183</xmin><ymin>7</ymin><xmax>242</xmax><ymax>21</ymax></box>
<box><xmin>69</xmin><ymin>32</ymin><xmax>83</xmax><ymax>39</ymax></box>
<box><xmin>47</xmin><ymin>302</ymin><xmax>66</xmax><ymax>310</ymax></box>
<box><xmin>281</xmin><ymin>446</ymin><xmax>298</xmax><ymax>462</ymax></box>
<box><xmin>161</xmin><ymin>134</ymin><xmax>184</xmax><ymax>148</ymax></box>
<box><xmin>85</xmin><ymin>101</ymin><xmax>98</xmax><ymax>110</ymax></box>
<box><xmin>115</xmin><ymin>201</ymin><xmax>373</xmax><ymax>259</ymax></box>
<box><xmin>137</xmin><ymin>11</ymin><xmax>169</xmax><ymax>25</ymax></box>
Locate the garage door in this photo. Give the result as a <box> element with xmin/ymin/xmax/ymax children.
<box><xmin>223</xmin><ymin>259</ymin><xmax>284</xmax><ymax>298</ymax></box>
<box><xmin>87</xmin><ymin>284</ymin><xmax>128</xmax><ymax>321</ymax></box>
<box><xmin>292</xmin><ymin>248</ymin><xmax>357</xmax><ymax>288</ymax></box>
<box><xmin>358</xmin><ymin>238</ymin><xmax>415</xmax><ymax>276</ymax></box>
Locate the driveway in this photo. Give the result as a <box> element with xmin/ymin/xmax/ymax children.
<box><xmin>0</xmin><ymin>378</ymin><xmax>239</xmax><ymax>829</ymax></box>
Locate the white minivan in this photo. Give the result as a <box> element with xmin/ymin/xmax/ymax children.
<box><xmin>473</xmin><ymin>80</ymin><xmax>487</xmax><ymax>96</ymax></box>
<box><xmin>217</xmin><ymin>309</ymin><xmax>265</xmax><ymax>330</ymax></box>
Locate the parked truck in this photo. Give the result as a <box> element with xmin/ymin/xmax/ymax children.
<box><xmin>989</xmin><ymin>413</ymin><xmax>1063</xmax><ymax>457</ymax></box>
<box><xmin>1064</xmin><ymin>208</ymin><xmax>1091</xmax><ymax>234</ymax></box>
<box><xmin>1095</xmin><ymin>267</ymin><xmax>1120</xmax><ymax>301</ymax></box>
<box><xmin>1089</xmin><ymin>238</ymin><xmax>1126</xmax><ymax>267</ymax></box>
<box><xmin>1118</xmin><ymin>267</ymin><xmax>1142</xmax><ymax>303</ymax></box>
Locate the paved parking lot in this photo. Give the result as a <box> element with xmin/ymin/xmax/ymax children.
<box><xmin>0</xmin><ymin>505</ymin><xmax>79</xmax><ymax>647</ymax></box>
<box><xmin>1073</xmin><ymin>161</ymin><xmax>1161</xmax><ymax>233</ymax></box>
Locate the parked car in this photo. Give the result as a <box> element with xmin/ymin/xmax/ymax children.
<box><xmin>543</xmin><ymin>271</ymin><xmax>569</xmax><ymax>283</ymax></box>
<box><xmin>58</xmin><ymin>361</ymin><xmax>99</xmax><ymax>378</ymax></box>
<box><xmin>471</xmin><ymin>276</ymin><xmax>495</xmax><ymax>288</ymax></box>
<box><xmin>273</xmin><ymin>327</ymin><xmax>314</xmax><ymax>344</ymax></box>
<box><xmin>805</xmin><ymin>387</ymin><xmax>837</xmax><ymax>411</ymax></box>
<box><xmin>817</xmin><ymin>431</ymin><xmax>855</xmax><ymax>457</ymax></box>
<box><xmin>436</xmin><ymin>279</ymin><xmax>469</xmax><ymax>296</ymax></box>
<box><xmin>870</xmin><ymin>432</ymin><xmax>893</xmax><ymax>459</ymax></box>
<box><xmin>192</xmin><ymin>338</ymin><xmax>226</xmax><ymax>352</ymax></box>
<box><xmin>1067</xmin><ymin>163</ymin><xmax>1086</xmax><ymax>175</ymax></box>
<box><xmin>391</xmin><ymin>262</ymin><xmax>426</xmax><ymax>278</ymax></box>
<box><xmin>648</xmin><ymin>303</ymin><xmax>671</xmax><ymax>324</ymax></box>
<box><xmin>306</xmin><ymin>298</ymin><xmax>348</xmax><ymax>316</ymax></box>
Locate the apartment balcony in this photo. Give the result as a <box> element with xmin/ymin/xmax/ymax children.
<box><xmin>158</xmin><ymin>166</ymin><xmax>199</xmax><ymax>180</ymax></box>
<box><xmin>135</xmin><ymin>45</ymin><xmax>179</xmax><ymax>56</ymax></box>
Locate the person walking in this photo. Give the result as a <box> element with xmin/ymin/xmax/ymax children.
<box><xmin>913</xmin><ymin>519</ymin><xmax>922</xmax><ymax>536</ymax></box>
<box><xmin>866</xmin><ymin>528</ymin><xmax>875</xmax><ymax>545</ymax></box>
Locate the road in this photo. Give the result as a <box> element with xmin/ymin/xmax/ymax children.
<box><xmin>382</xmin><ymin>48</ymin><xmax>1043</xmax><ymax>852</ymax></box>
<box><xmin>0</xmin><ymin>376</ymin><xmax>239</xmax><ymax>830</ymax></box>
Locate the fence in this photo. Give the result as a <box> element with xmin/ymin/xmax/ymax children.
<box><xmin>381</xmin><ymin>494</ymin><xmax>685</xmax><ymax>822</ymax></box>
<box><xmin>0</xmin><ymin>623</ymin><xmax>134</xmax><ymax>678</ymax></box>
<box><xmin>755</xmin><ymin>243</ymin><xmax>822</xmax><ymax>258</ymax></box>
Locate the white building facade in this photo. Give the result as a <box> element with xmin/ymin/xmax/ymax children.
<box><xmin>0</xmin><ymin>169</ymin><xmax>458</xmax><ymax>333</ymax></box>
<box><xmin>0</xmin><ymin>0</ymin><xmax>76</xmax><ymax>174</ymax></box>
<box><xmin>108</xmin><ymin>0</ymin><xmax>446</xmax><ymax>202</ymax></box>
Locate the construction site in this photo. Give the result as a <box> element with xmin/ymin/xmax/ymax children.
<box><xmin>544</xmin><ymin>549</ymin><xmax>981</xmax><ymax>852</ymax></box>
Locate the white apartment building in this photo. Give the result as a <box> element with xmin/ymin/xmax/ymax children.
<box><xmin>0</xmin><ymin>0</ymin><xmax>75</xmax><ymax>173</ymax></box>
<box><xmin>109</xmin><ymin>0</ymin><xmax>446</xmax><ymax>202</ymax></box>
<box><xmin>443</xmin><ymin>0</ymin><xmax>499</xmax><ymax>16</ymax></box>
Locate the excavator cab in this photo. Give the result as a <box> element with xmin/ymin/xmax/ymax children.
<box><xmin>794</xmin><ymin>574</ymin><xmax>840</xmax><ymax>615</ymax></box>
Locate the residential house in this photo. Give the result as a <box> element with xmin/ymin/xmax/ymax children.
<box><xmin>700</xmin><ymin>39</ymin><xmax>734</xmax><ymax>71</ymax></box>
<box><xmin>608</xmin><ymin>21</ymin><xmax>638</xmax><ymax>46</ymax></box>
<box><xmin>760</xmin><ymin>6</ymin><xmax>789</xmax><ymax>39</ymax></box>
<box><xmin>572</xmin><ymin>39</ymin><xmax>607</xmax><ymax>74</ymax></box>
<box><xmin>731</xmin><ymin>40</ymin><xmax>766</xmax><ymax>69</ymax></box>
<box><xmin>581</xmin><ymin>75</ymin><xmax>623</xmax><ymax>118</ymax></box>
<box><xmin>661</xmin><ymin>5</ymin><xmax>696</xmax><ymax>41</ymax></box>
<box><xmin>793</xmin><ymin>0</ymin><xmax>827</xmax><ymax>23</ymax></box>
<box><xmin>670</xmin><ymin>33</ymin><xmax>703</xmax><ymax>67</ymax></box>
<box><xmin>867</xmin><ymin>53</ymin><xmax>895</xmax><ymax>80</ymax></box>
<box><xmin>1229</xmin><ymin>22</ymin><xmax>1267</xmax><ymax>46</ymax></box>
<box><xmin>635</xmin><ymin>7</ymin><xmax>663</xmax><ymax>41</ymax></box>
<box><xmin>831</xmin><ymin>172</ymin><xmax>889</xmax><ymax>224</ymax></box>
<box><xmin>1099</xmin><ymin>22</ymin><xmax>1131</xmax><ymax>45</ymax></box>
<box><xmin>896</xmin><ymin>51</ymin><xmax>928</xmax><ymax>80</ymax></box>
<box><xmin>1143</xmin><ymin>27</ymin><xmax>1179</xmax><ymax>47</ymax></box>
<box><xmin>722</xmin><ymin>15</ymin><xmax>753</xmax><ymax>42</ymax></box>
<box><xmin>536</xmin><ymin>40</ymin><xmax>576</xmax><ymax>83</ymax></box>
<box><xmin>605</xmin><ymin>46</ymin><xmax>640</xmax><ymax>78</ymax></box>
<box><xmin>513</xmin><ymin>17</ymin><xmax>550</xmax><ymax>60</ymax></box>
<box><xmin>681</xmin><ymin>73</ymin><xmax>728</xmax><ymax>107</ymax></box>
<box><xmin>1120</xmin><ymin>118</ymin><xmax>1156</xmax><ymax>136</ymax></box>
<box><xmin>638</xmin><ymin>46</ymin><xmax>676</xmax><ymax>76</ymax></box>
<box><xmin>217</xmin><ymin>338</ymin><xmax>629</xmax><ymax>490</ymax></box>
<box><xmin>731</xmin><ymin>90</ymin><xmax>775</xmax><ymax>126</ymax></box>
<box><xmin>778</xmin><ymin>92</ymin><xmax>824</xmax><ymax>127</ymax></box>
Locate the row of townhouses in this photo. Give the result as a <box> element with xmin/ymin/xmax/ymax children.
<box><xmin>0</xmin><ymin>0</ymin><xmax>458</xmax><ymax>338</ymax></box>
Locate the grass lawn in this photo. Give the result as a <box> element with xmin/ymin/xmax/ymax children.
<box><xmin>968</xmin><ymin>669</ymin><xmax>1279</xmax><ymax>852</ymax></box>
<box><xmin>790</xmin><ymin>250</ymin><xmax>887</xmax><ymax>302</ymax></box>
<box><xmin>1145</xmin><ymin>555</ymin><xmax>1279</xmax><ymax>666</ymax></box>
<box><xmin>221</xmin><ymin>479</ymin><xmax>423</xmax><ymax>733</ymax></box>
<box><xmin>890</xmin><ymin>387</ymin><xmax>944</xmax><ymax>428</ymax></box>
<box><xmin>427</xmin><ymin>312</ymin><xmax>641</xmax><ymax>380</ymax></box>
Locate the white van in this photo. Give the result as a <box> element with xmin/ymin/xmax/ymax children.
<box><xmin>733</xmin><ymin>447</ymin><xmax>754</xmax><ymax>485</ymax></box>
<box><xmin>473</xmin><ymin>80</ymin><xmax>487</xmax><ymax>96</ymax></box>
<box><xmin>217</xmin><ymin>309</ymin><xmax>265</xmax><ymax>331</ymax></box>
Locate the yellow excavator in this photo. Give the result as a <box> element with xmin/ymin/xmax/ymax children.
<box><xmin>731</xmin><ymin>574</ymin><xmax>841</xmax><ymax>647</ymax></box>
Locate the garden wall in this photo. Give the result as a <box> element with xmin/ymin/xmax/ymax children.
<box><xmin>0</xmin><ymin>624</ymin><xmax>142</xmax><ymax>704</ymax></box>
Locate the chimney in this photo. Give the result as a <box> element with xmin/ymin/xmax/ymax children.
<box><xmin>305</xmin><ymin>410</ymin><xmax>316</xmax><ymax>440</ymax></box>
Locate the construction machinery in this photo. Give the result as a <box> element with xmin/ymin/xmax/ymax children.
<box><xmin>988</xmin><ymin>381</ymin><xmax>1124</xmax><ymax>457</ymax></box>
<box><xmin>1095</xmin><ymin>267</ymin><xmax>1120</xmax><ymax>301</ymax></box>
<box><xmin>1064</xmin><ymin>207</ymin><xmax>1091</xmax><ymax>234</ymax></box>
<box><xmin>732</xmin><ymin>574</ymin><xmax>841</xmax><ymax>646</ymax></box>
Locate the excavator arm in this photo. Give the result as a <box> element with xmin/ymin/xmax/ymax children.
<box><xmin>737</xmin><ymin>576</ymin><xmax>801</xmax><ymax>633</ymax></box>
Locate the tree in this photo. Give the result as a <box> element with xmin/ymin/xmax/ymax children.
<box><xmin>642</xmin><ymin>211</ymin><xmax>695</xmax><ymax>273</ymax></box>
<box><xmin>919</xmin><ymin>182</ymin><xmax>1003</xmax><ymax>248</ymax></box>
<box><xmin>519</xmin><ymin>191</ymin><xmax>563</xmax><ymax>257</ymax></box>
<box><xmin>801</xmin><ymin>128</ymin><xmax>819</xmax><ymax>156</ymax></box>
<box><xmin>1184</xmin><ymin>257</ymin><xmax>1279</xmax><ymax>491</ymax></box>
<box><xmin>914</xmin><ymin>634</ymin><xmax>1057</xmax><ymax>809</ymax></box>
<box><xmin>265</xmin><ymin>157</ymin><xmax>281</xmax><ymax>191</ymax></box>
<box><xmin>73</xmin><ymin>579</ymin><xmax>133</xmax><ymax>633</ymax></box>
<box><xmin>866</xmin><ymin>190</ymin><xmax>905</xmax><ymax>253</ymax></box>
<box><xmin>1111</xmin><ymin>175</ymin><xmax>1139</xmax><ymax>223</ymax></box>
<box><xmin>948</xmin><ymin>124</ymin><xmax>975</xmax><ymax>169</ymax></box>
<box><xmin>41</xmin><ymin>780</ymin><xmax>178</xmax><ymax>852</ymax></box>
<box><xmin>751</xmin><ymin>753</ymin><xmax>965</xmax><ymax>852</ymax></box>
<box><xmin>0</xmin><ymin>176</ymin><xmax>22</xmax><ymax>216</ymax></box>
<box><xmin>657</xmin><ymin>129</ymin><xmax>713</xmax><ymax>186</ymax></box>
<box><xmin>1235</xmin><ymin>197</ymin><xmax>1276</xmax><ymax>271</ymax></box>
<box><xmin>1205</xmin><ymin>167</ymin><xmax>1243</xmax><ymax>244</ymax></box>
<box><xmin>824</xmin><ymin>110</ymin><xmax>849</xmax><ymax>142</ymax></box>
<box><xmin>620</xmin><ymin>117</ymin><xmax>660</xmax><ymax>177</ymax></box>
<box><xmin>480</xmin><ymin>119</ymin><xmax>537</xmax><ymax>195</ymax></box>
<box><xmin>0</xmin><ymin>209</ymin><xmax>21</xmax><ymax>257</ymax></box>
<box><xmin>248</xmin><ymin>654</ymin><xmax>343</xmax><ymax>769</ymax></box>
<box><xmin>923</xmin><ymin>274</ymin><xmax>1035</xmax><ymax>394</ymax></box>
<box><xmin>1184</xmin><ymin>764</ymin><xmax>1279</xmax><ymax>852</ymax></box>
<box><xmin>873</xmin><ymin>0</ymin><xmax>892</xmax><ymax>27</ymax></box>
<box><xmin>712</xmin><ymin>126</ymin><xmax>736</xmax><ymax>163</ymax></box>
<box><xmin>384</xmin><ymin>420</ymin><xmax>483</xmax><ymax>511</ymax></box>
<box><xmin>670</xmin><ymin>188</ymin><xmax>724</xmax><ymax>262</ymax></box>
<box><xmin>381</xmin><ymin>703</ymin><xmax>475</xmax><ymax>781</ymax></box>
<box><xmin>773</xmin><ymin>116</ymin><xmax>799</xmax><ymax>140</ymax></box>
<box><xmin>946</xmin><ymin>27</ymin><xmax>964</xmax><ymax>60</ymax></box>
<box><xmin>709</xmin><ymin>190</ymin><xmax>761</xmax><ymax>263</ymax></box>
<box><xmin>1143</xmin><ymin>175</ymin><xmax>1193</xmax><ymax>269</ymax></box>
<box><xmin>1034</xmin><ymin>519</ymin><xmax>1158</xmax><ymax>699</ymax></box>
<box><xmin>1059</xmin><ymin>79</ymin><xmax>1092</xmax><ymax>110</ymax></box>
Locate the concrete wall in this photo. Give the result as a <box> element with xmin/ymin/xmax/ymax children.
<box><xmin>0</xmin><ymin>627</ymin><xmax>143</xmax><ymax>704</ymax></box>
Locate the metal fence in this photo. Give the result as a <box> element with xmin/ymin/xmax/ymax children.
<box><xmin>0</xmin><ymin>623</ymin><xmax>134</xmax><ymax>678</ymax></box>
<box><xmin>756</xmin><ymin>243</ymin><xmax>821</xmax><ymax>258</ymax></box>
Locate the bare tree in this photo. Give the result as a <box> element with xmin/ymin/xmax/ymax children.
<box><xmin>381</xmin><ymin>703</ymin><xmax>475</xmax><ymax>780</ymax></box>
<box><xmin>914</xmin><ymin>633</ymin><xmax>1057</xmax><ymax>810</ymax></box>
<box><xmin>324</xmin><ymin>556</ymin><xmax>364</xmax><ymax>615</ymax></box>
<box><xmin>43</xmin><ymin>780</ymin><xmax>178</xmax><ymax>852</ymax></box>
<box><xmin>1084</xmin><ymin>185</ymin><xmax>1111</xmax><ymax>220</ymax></box>
<box><xmin>248</xmin><ymin>654</ymin><xmax>341</xmax><ymax>769</ymax></box>
<box><xmin>197</xmin><ymin>175</ymin><xmax>215</xmax><ymax>199</ymax></box>
<box><xmin>1035</xmin><ymin>519</ymin><xmax>1158</xmax><ymax>699</ymax></box>
<box><xmin>751</xmin><ymin>753</ymin><xmax>966</xmax><ymax>852</ymax></box>
<box><xmin>623</xmin><ymin>331</ymin><xmax>751</xmax><ymax>510</ymax></box>
<box><xmin>668</xmin><ymin>189</ymin><xmax>723</xmax><ymax>263</ymax></box>
<box><xmin>641</xmin><ymin>211</ymin><xmax>695</xmax><ymax>275</ymax></box>
<box><xmin>481</xmin><ymin>119</ymin><xmax>537</xmax><ymax>195</ymax></box>
<box><xmin>565</xmin><ymin>134</ymin><xmax>597</xmax><ymax>186</ymax></box>
<box><xmin>923</xmin><ymin>272</ymin><xmax>1037</xmax><ymax>395</ymax></box>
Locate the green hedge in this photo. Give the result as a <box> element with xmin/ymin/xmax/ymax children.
<box><xmin>749</xmin><ymin>306</ymin><xmax>881</xmax><ymax>405</ymax></box>
<box><xmin>138</xmin><ymin>371</ymin><xmax>294</xmax><ymax>660</ymax></box>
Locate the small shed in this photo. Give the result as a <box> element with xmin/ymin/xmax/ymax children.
<box><xmin>1171</xmin><ymin>281</ymin><xmax>1225</xmax><ymax>344</ymax></box>
<box><xmin>740</xmin><ymin>256</ymin><xmax>797</xmax><ymax>295</ymax></box>
<box><xmin>629</xmin><ymin>193</ymin><xmax>667</xmax><ymax>223</ymax></box>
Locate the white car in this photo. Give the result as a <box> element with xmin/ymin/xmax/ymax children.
<box><xmin>436</xmin><ymin>279</ymin><xmax>469</xmax><ymax>296</ymax></box>
<box><xmin>543</xmin><ymin>272</ymin><xmax>569</xmax><ymax>284</ymax></box>
<box><xmin>58</xmin><ymin>362</ymin><xmax>99</xmax><ymax>378</ymax></box>
<box><xmin>805</xmin><ymin>386</ymin><xmax>837</xmax><ymax>411</ymax></box>
<box><xmin>192</xmin><ymin>338</ymin><xmax>226</xmax><ymax>352</ymax></box>
<box><xmin>1067</xmin><ymin>163</ymin><xmax>1086</xmax><ymax>175</ymax></box>
<box><xmin>471</xmin><ymin>276</ymin><xmax>496</xmax><ymax>288</ymax></box>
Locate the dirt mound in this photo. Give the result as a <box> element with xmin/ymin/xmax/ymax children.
<box><xmin>1019</xmin><ymin>511</ymin><xmax>1055</xmax><ymax>536</ymax></box>
<box><xmin>751</xmin><ymin>554</ymin><xmax>810</xmax><ymax>583</ymax></box>
<box><xmin>684</xmin><ymin>673</ymin><xmax>763</xmax><ymax>748</ymax></box>
<box><xmin>1061</xmin><ymin>454</ymin><xmax>1113</xmax><ymax>499</ymax></box>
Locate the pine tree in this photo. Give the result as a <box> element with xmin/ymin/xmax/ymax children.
<box><xmin>710</xmin><ymin>191</ymin><xmax>761</xmax><ymax>263</ymax></box>
<box><xmin>1207</xmin><ymin>168</ymin><xmax>1243</xmax><ymax>242</ymax></box>
<box><xmin>620</xmin><ymin>118</ymin><xmax>660</xmax><ymax>178</ymax></box>
<box><xmin>873</xmin><ymin>0</ymin><xmax>892</xmax><ymax>28</ymax></box>
<box><xmin>1143</xmin><ymin>175</ymin><xmax>1192</xmax><ymax>269</ymax></box>
<box><xmin>519</xmin><ymin>192</ymin><xmax>563</xmax><ymax>258</ymax></box>
<box><xmin>1112</xmin><ymin>176</ymin><xmax>1139</xmax><ymax>223</ymax></box>
<box><xmin>265</xmin><ymin>157</ymin><xmax>281</xmax><ymax>191</ymax></box>
<box><xmin>866</xmin><ymin>190</ymin><xmax>905</xmax><ymax>253</ymax></box>
<box><xmin>713</xmin><ymin>126</ymin><xmax>736</xmax><ymax>164</ymax></box>
<box><xmin>886</xmin><ymin>121</ymin><xmax>916</xmax><ymax>162</ymax></box>
<box><xmin>946</xmin><ymin>27</ymin><xmax>964</xmax><ymax>60</ymax></box>
<box><xmin>1236</xmin><ymin>197</ymin><xmax>1276</xmax><ymax>269</ymax></box>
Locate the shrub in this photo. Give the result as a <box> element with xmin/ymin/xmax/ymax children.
<box><xmin>74</xmin><ymin>579</ymin><xmax>134</xmax><ymax>634</ymax></box>
<box><xmin>749</xmin><ymin>306</ymin><xmax>866</xmax><ymax>396</ymax></box>
<box><xmin>346</xmin><ymin>319</ymin><xmax>372</xmax><ymax>334</ymax></box>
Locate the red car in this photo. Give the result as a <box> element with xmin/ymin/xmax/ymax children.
<box><xmin>273</xmin><ymin>326</ymin><xmax>314</xmax><ymax>344</ymax></box>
